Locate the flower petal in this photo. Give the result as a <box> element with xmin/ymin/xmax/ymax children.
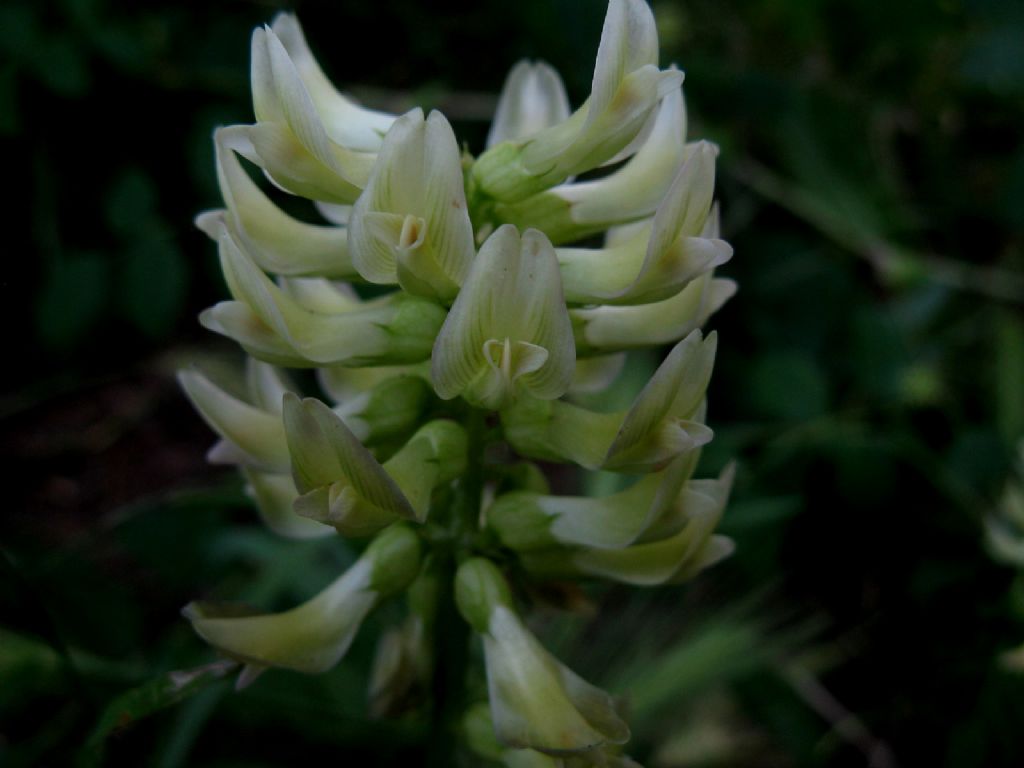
<box><xmin>487</xmin><ymin>60</ymin><xmax>571</xmax><ymax>148</ymax></box>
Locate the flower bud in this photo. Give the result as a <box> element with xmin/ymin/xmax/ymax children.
<box><xmin>179</xmin><ymin>360</ymin><xmax>430</xmax><ymax>473</ymax></box>
<box><xmin>488</xmin><ymin>452</ymin><xmax>699</xmax><ymax>551</ymax></box>
<box><xmin>196</xmin><ymin>129</ymin><xmax>356</xmax><ymax>279</ymax></box>
<box><xmin>239</xmin><ymin>25</ymin><xmax>379</xmax><ymax>204</ymax></box>
<box><xmin>502</xmin><ymin>330</ymin><xmax>717</xmax><ymax>472</ymax></box>
<box><xmin>205</xmin><ymin>224</ymin><xmax>445</xmax><ymax>367</ymax></box>
<box><xmin>572</xmin><ymin>273</ymin><xmax>736</xmax><ymax>354</ymax></box>
<box><xmin>493</xmin><ymin>84</ymin><xmax>690</xmax><ymax>244</ymax></box>
<box><xmin>349</xmin><ymin>109</ymin><xmax>476</xmax><ymax>300</ymax></box>
<box><xmin>332</xmin><ymin>375</ymin><xmax>431</xmax><ymax>446</ymax></box>
<box><xmin>455</xmin><ymin>558</ymin><xmax>516</xmax><ymax>634</ymax></box>
<box><xmin>455</xmin><ymin>559</ymin><xmax>630</xmax><ymax>755</ymax></box>
<box><xmin>473</xmin><ymin>0</ymin><xmax>682</xmax><ymax>203</ymax></box>
<box><xmin>268</xmin><ymin>13</ymin><xmax>394</xmax><ymax>153</ymax></box>
<box><xmin>178</xmin><ymin>366</ymin><xmax>291</xmax><ymax>471</ymax></box>
<box><xmin>182</xmin><ymin>523</ymin><xmax>420</xmax><ymax>678</ymax></box>
<box><xmin>365</xmin><ymin>523</ymin><xmax>424</xmax><ymax>595</ymax></box>
<box><xmin>486</xmin><ymin>61</ymin><xmax>571</xmax><ymax>149</ymax></box>
<box><xmin>555</xmin><ymin>143</ymin><xmax>729</xmax><ymax>305</ymax></box>
<box><xmin>569</xmin><ymin>464</ymin><xmax>735</xmax><ymax>585</ymax></box>
<box><xmin>432</xmin><ymin>225</ymin><xmax>575</xmax><ymax>410</ymax></box>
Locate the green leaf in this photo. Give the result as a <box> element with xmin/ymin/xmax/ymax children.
<box><xmin>35</xmin><ymin>252</ymin><xmax>109</xmax><ymax>349</ymax></box>
<box><xmin>78</xmin><ymin>661</ymin><xmax>237</xmax><ymax>768</ymax></box>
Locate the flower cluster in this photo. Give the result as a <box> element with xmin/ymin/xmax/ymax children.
<box><xmin>182</xmin><ymin>1</ymin><xmax>736</xmax><ymax>764</ymax></box>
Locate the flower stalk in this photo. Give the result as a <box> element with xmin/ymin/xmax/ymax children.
<box><xmin>181</xmin><ymin>2</ymin><xmax>737</xmax><ymax>764</ymax></box>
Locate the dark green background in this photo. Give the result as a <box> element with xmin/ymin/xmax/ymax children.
<box><xmin>2</xmin><ymin>0</ymin><xmax>1023</xmax><ymax>765</ymax></box>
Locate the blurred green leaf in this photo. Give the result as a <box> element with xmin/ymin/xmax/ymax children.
<box><xmin>961</xmin><ymin>25</ymin><xmax>1024</xmax><ymax>95</ymax></box>
<box><xmin>118</xmin><ymin>236</ymin><xmax>187</xmax><ymax>338</ymax></box>
<box><xmin>35</xmin><ymin>252</ymin><xmax>109</xmax><ymax>348</ymax></box>
<box><xmin>106</xmin><ymin>170</ymin><xmax>159</xmax><ymax>238</ymax></box>
<box><xmin>0</xmin><ymin>3</ymin><xmax>39</xmax><ymax>62</ymax></box>
<box><xmin>31</xmin><ymin>34</ymin><xmax>91</xmax><ymax>96</ymax></box>
<box><xmin>613</xmin><ymin>619</ymin><xmax>768</xmax><ymax>727</ymax></box>
<box><xmin>995</xmin><ymin>311</ymin><xmax>1024</xmax><ymax>444</ymax></box>
<box><xmin>747</xmin><ymin>352</ymin><xmax>829</xmax><ymax>421</ymax></box>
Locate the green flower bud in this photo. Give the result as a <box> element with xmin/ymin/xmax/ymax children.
<box><xmin>473</xmin><ymin>0</ymin><xmax>682</xmax><ymax>203</ymax></box>
<box><xmin>454</xmin><ymin>558</ymin><xmax>516</xmax><ymax>634</ymax></box>
<box><xmin>502</xmin><ymin>330</ymin><xmax>717</xmax><ymax>472</ymax></box>
<box><xmin>379</xmin><ymin>420</ymin><xmax>468</xmax><ymax>518</ymax></box>
<box><xmin>463</xmin><ymin>701</ymin><xmax>508</xmax><ymax>761</ymax></box>
<box><xmin>486</xmin><ymin>61</ymin><xmax>571</xmax><ymax>149</ymax></box>
<box><xmin>349</xmin><ymin>109</ymin><xmax>476</xmax><ymax>301</ymax></box>
<box><xmin>332</xmin><ymin>375</ymin><xmax>431</xmax><ymax>446</ymax></box>
<box><xmin>365</xmin><ymin>523</ymin><xmax>423</xmax><ymax>595</ymax></box>
<box><xmin>432</xmin><ymin>225</ymin><xmax>575</xmax><ymax>410</ymax></box>
<box><xmin>284</xmin><ymin>393</ymin><xmax>415</xmax><ymax>535</ymax></box>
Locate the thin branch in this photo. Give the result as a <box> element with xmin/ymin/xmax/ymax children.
<box><xmin>781</xmin><ymin>662</ymin><xmax>900</xmax><ymax>768</ymax></box>
<box><xmin>730</xmin><ymin>157</ymin><xmax>1024</xmax><ymax>305</ymax></box>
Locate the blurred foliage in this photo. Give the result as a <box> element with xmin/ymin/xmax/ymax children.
<box><xmin>2</xmin><ymin>0</ymin><xmax>1023</xmax><ymax>766</ymax></box>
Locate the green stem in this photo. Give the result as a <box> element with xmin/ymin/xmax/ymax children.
<box><xmin>426</xmin><ymin>407</ymin><xmax>488</xmax><ymax>766</ymax></box>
